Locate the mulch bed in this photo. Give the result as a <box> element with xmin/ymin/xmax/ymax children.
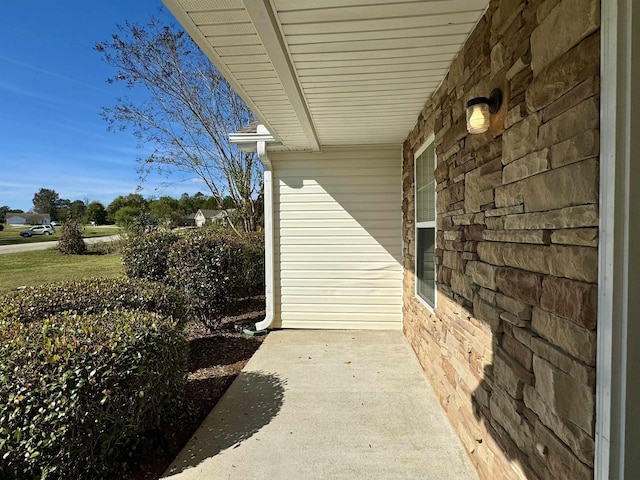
<box><xmin>125</xmin><ymin>297</ymin><xmax>267</xmax><ymax>479</ymax></box>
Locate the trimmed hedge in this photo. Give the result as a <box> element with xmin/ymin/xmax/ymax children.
<box><xmin>121</xmin><ymin>230</ymin><xmax>179</xmax><ymax>281</ymax></box>
<box><xmin>239</xmin><ymin>232</ymin><xmax>265</xmax><ymax>299</ymax></box>
<box><xmin>167</xmin><ymin>231</ymin><xmax>244</xmax><ymax>329</ymax></box>
<box><xmin>121</xmin><ymin>229</ymin><xmax>265</xmax><ymax>329</ymax></box>
<box><xmin>0</xmin><ymin>277</ymin><xmax>188</xmax><ymax>324</ymax></box>
<box><xmin>0</xmin><ymin>309</ymin><xmax>187</xmax><ymax>479</ymax></box>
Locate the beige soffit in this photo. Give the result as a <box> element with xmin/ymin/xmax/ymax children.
<box><xmin>163</xmin><ymin>0</ymin><xmax>489</xmax><ymax>151</ymax></box>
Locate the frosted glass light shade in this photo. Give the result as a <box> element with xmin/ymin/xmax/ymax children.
<box><xmin>466</xmin><ymin>101</ymin><xmax>490</xmax><ymax>134</ymax></box>
<box><xmin>466</xmin><ymin>89</ymin><xmax>503</xmax><ymax>135</ymax></box>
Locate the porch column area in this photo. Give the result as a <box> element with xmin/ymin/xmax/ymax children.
<box><xmin>402</xmin><ymin>1</ymin><xmax>600</xmax><ymax>479</ymax></box>
<box><xmin>270</xmin><ymin>147</ymin><xmax>403</xmax><ymax>330</ymax></box>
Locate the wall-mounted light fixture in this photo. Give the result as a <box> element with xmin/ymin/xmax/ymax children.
<box><xmin>466</xmin><ymin>88</ymin><xmax>503</xmax><ymax>134</ymax></box>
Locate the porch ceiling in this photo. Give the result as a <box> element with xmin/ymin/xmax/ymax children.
<box><xmin>163</xmin><ymin>0</ymin><xmax>489</xmax><ymax>151</ymax></box>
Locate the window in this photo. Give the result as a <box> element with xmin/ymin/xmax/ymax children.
<box><xmin>415</xmin><ymin>141</ymin><xmax>436</xmax><ymax>309</ymax></box>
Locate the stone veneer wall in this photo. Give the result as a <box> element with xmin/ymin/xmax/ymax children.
<box><xmin>402</xmin><ymin>0</ymin><xmax>600</xmax><ymax>479</ymax></box>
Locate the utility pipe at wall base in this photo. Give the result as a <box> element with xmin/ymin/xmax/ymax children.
<box><xmin>255</xmin><ymin>140</ymin><xmax>274</xmax><ymax>331</ymax></box>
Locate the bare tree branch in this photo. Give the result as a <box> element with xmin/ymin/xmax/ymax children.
<box><xmin>95</xmin><ymin>18</ymin><xmax>262</xmax><ymax>232</ymax></box>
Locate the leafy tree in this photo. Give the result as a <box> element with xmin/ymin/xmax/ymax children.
<box><xmin>96</xmin><ymin>18</ymin><xmax>262</xmax><ymax>233</ymax></box>
<box><xmin>201</xmin><ymin>196</ymin><xmax>220</xmax><ymax>211</ymax></box>
<box><xmin>32</xmin><ymin>188</ymin><xmax>60</xmax><ymax>220</ymax></box>
<box><xmin>56</xmin><ymin>198</ymin><xmax>71</xmax><ymax>221</ymax></box>
<box><xmin>107</xmin><ymin>194</ymin><xmax>147</xmax><ymax>223</ymax></box>
<box><xmin>149</xmin><ymin>196</ymin><xmax>181</xmax><ymax>227</ymax></box>
<box><xmin>114</xmin><ymin>205</ymin><xmax>142</xmax><ymax>228</ymax></box>
<box><xmin>69</xmin><ymin>200</ymin><xmax>87</xmax><ymax>220</ymax></box>
<box><xmin>85</xmin><ymin>201</ymin><xmax>108</xmax><ymax>225</ymax></box>
<box><xmin>177</xmin><ymin>192</ymin><xmax>207</xmax><ymax>216</ymax></box>
<box><xmin>221</xmin><ymin>196</ymin><xmax>236</xmax><ymax>209</ymax></box>
<box><xmin>0</xmin><ymin>206</ymin><xmax>10</xmax><ymax>224</ymax></box>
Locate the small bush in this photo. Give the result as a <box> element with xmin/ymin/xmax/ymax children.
<box><xmin>0</xmin><ymin>277</ymin><xmax>188</xmax><ymax>324</ymax></box>
<box><xmin>89</xmin><ymin>238</ymin><xmax>122</xmax><ymax>255</ymax></box>
<box><xmin>121</xmin><ymin>230</ymin><xmax>179</xmax><ymax>282</ymax></box>
<box><xmin>57</xmin><ymin>219</ymin><xmax>86</xmax><ymax>255</ymax></box>
<box><xmin>239</xmin><ymin>232</ymin><xmax>265</xmax><ymax>298</ymax></box>
<box><xmin>167</xmin><ymin>230</ymin><xmax>244</xmax><ymax>329</ymax></box>
<box><xmin>0</xmin><ymin>309</ymin><xmax>187</xmax><ymax>480</ymax></box>
<box><xmin>120</xmin><ymin>228</ymin><xmax>265</xmax><ymax>329</ymax></box>
<box><xmin>0</xmin><ymin>224</ymin><xmax>4</xmax><ymax>231</ymax></box>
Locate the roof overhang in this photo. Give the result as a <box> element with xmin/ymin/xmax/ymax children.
<box><xmin>163</xmin><ymin>0</ymin><xmax>489</xmax><ymax>151</ymax></box>
<box><xmin>229</xmin><ymin>122</ymin><xmax>280</xmax><ymax>152</ymax></box>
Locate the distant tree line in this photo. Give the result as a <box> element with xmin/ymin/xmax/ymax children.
<box><xmin>104</xmin><ymin>192</ymin><xmax>228</xmax><ymax>228</ymax></box>
<box><xmin>30</xmin><ymin>188</ymin><xmax>87</xmax><ymax>223</ymax></box>
<box><xmin>10</xmin><ymin>188</ymin><xmax>238</xmax><ymax>228</ymax></box>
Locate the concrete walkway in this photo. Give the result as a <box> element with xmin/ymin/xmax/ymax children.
<box><xmin>163</xmin><ymin>330</ymin><xmax>477</xmax><ymax>480</ymax></box>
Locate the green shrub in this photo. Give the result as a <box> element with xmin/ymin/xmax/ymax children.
<box><xmin>0</xmin><ymin>309</ymin><xmax>187</xmax><ymax>480</ymax></box>
<box><xmin>239</xmin><ymin>232</ymin><xmax>265</xmax><ymax>298</ymax></box>
<box><xmin>57</xmin><ymin>219</ymin><xmax>87</xmax><ymax>255</ymax></box>
<box><xmin>114</xmin><ymin>205</ymin><xmax>141</xmax><ymax>229</ymax></box>
<box><xmin>120</xmin><ymin>228</ymin><xmax>265</xmax><ymax>329</ymax></box>
<box><xmin>167</xmin><ymin>230</ymin><xmax>244</xmax><ymax>329</ymax></box>
<box><xmin>89</xmin><ymin>237</ymin><xmax>122</xmax><ymax>255</ymax></box>
<box><xmin>0</xmin><ymin>277</ymin><xmax>188</xmax><ymax>324</ymax></box>
<box><xmin>121</xmin><ymin>230</ymin><xmax>179</xmax><ymax>282</ymax></box>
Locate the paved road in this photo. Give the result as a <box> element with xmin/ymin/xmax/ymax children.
<box><xmin>0</xmin><ymin>235</ymin><xmax>121</xmax><ymax>255</ymax></box>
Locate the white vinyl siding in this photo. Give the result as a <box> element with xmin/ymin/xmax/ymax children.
<box><xmin>271</xmin><ymin>147</ymin><xmax>402</xmax><ymax>329</ymax></box>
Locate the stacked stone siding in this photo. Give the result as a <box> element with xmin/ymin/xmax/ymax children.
<box><xmin>402</xmin><ymin>1</ymin><xmax>600</xmax><ymax>479</ymax></box>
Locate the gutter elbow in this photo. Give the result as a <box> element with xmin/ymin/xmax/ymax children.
<box><xmin>255</xmin><ymin>311</ymin><xmax>273</xmax><ymax>331</ymax></box>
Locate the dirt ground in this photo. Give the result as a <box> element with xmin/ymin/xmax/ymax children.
<box><xmin>125</xmin><ymin>297</ymin><xmax>267</xmax><ymax>479</ymax></box>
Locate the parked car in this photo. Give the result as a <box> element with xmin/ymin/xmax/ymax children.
<box><xmin>20</xmin><ymin>225</ymin><xmax>55</xmax><ymax>237</ymax></box>
<box><xmin>50</xmin><ymin>221</ymin><xmax>61</xmax><ymax>226</ymax></box>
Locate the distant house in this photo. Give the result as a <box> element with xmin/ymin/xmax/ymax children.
<box><xmin>5</xmin><ymin>214</ymin><xmax>26</xmax><ymax>226</ymax></box>
<box><xmin>194</xmin><ymin>209</ymin><xmax>233</xmax><ymax>227</ymax></box>
<box><xmin>6</xmin><ymin>213</ymin><xmax>51</xmax><ymax>226</ymax></box>
<box><xmin>180</xmin><ymin>213</ymin><xmax>197</xmax><ymax>227</ymax></box>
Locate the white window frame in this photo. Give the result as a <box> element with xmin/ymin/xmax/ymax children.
<box><xmin>414</xmin><ymin>135</ymin><xmax>437</xmax><ymax>312</ymax></box>
<box><xmin>596</xmin><ymin>0</ymin><xmax>640</xmax><ymax>477</ymax></box>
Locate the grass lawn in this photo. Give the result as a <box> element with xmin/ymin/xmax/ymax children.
<box><xmin>0</xmin><ymin>248</ymin><xmax>124</xmax><ymax>295</ymax></box>
<box><xmin>0</xmin><ymin>225</ymin><xmax>121</xmax><ymax>246</ymax></box>
<box><xmin>80</xmin><ymin>225</ymin><xmax>122</xmax><ymax>238</ymax></box>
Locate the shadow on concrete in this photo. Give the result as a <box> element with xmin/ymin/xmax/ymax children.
<box><xmin>162</xmin><ymin>371</ymin><xmax>286</xmax><ymax>477</ymax></box>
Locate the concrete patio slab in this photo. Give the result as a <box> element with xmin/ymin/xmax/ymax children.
<box><xmin>162</xmin><ymin>330</ymin><xmax>477</xmax><ymax>480</ymax></box>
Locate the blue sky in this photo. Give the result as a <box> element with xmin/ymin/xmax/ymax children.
<box><xmin>0</xmin><ymin>1</ymin><xmax>208</xmax><ymax>212</ymax></box>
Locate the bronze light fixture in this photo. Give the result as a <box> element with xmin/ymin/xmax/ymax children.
<box><xmin>466</xmin><ymin>88</ymin><xmax>503</xmax><ymax>134</ymax></box>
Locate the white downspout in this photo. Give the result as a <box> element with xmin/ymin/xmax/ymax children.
<box><xmin>255</xmin><ymin>139</ymin><xmax>274</xmax><ymax>331</ymax></box>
